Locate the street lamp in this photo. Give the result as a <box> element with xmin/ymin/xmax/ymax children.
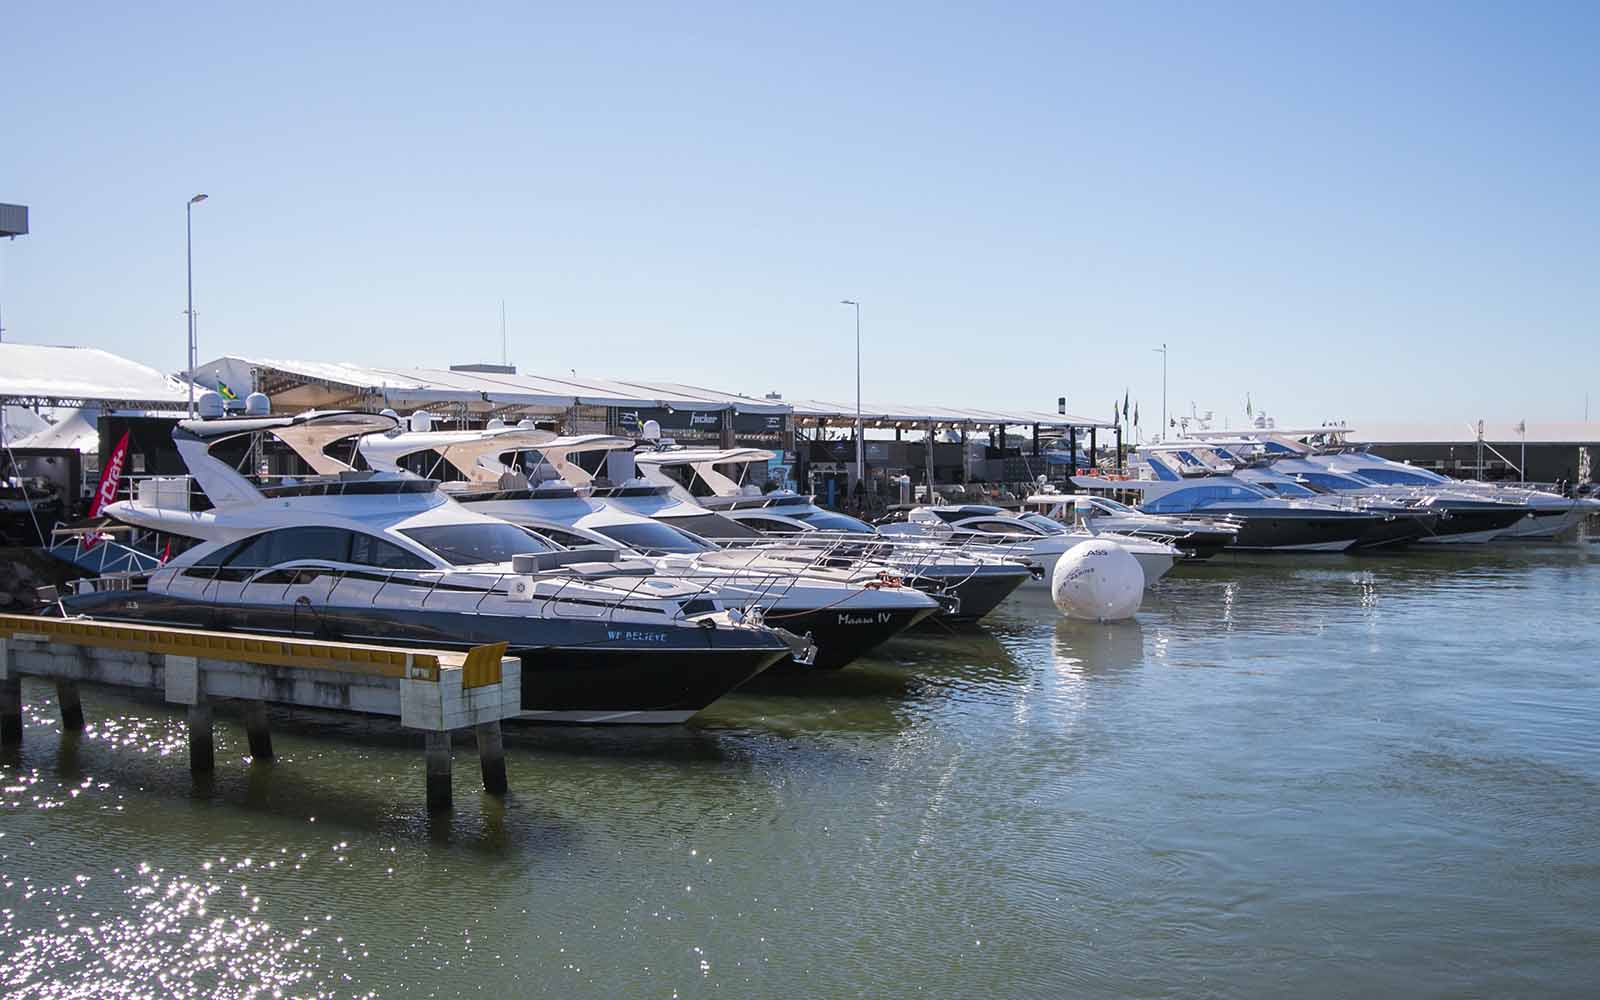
<box><xmin>186</xmin><ymin>194</ymin><xmax>208</xmax><ymax>417</ymax></box>
<box><xmin>840</xmin><ymin>300</ymin><xmax>863</xmax><ymax>491</ymax></box>
<box><xmin>1152</xmin><ymin>343</ymin><xmax>1168</xmax><ymax>441</ymax></box>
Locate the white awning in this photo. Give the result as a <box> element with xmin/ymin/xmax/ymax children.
<box><xmin>7</xmin><ymin>408</ymin><xmax>100</xmax><ymax>453</ymax></box>
<box><xmin>0</xmin><ymin>344</ymin><xmax>193</xmax><ymax>407</ymax></box>
<box><xmin>193</xmin><ymin>356</ymin><xmax>793</xmax><ymax>415</ymax></box>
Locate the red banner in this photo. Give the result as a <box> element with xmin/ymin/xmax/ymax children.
<box><xmin>83</xmin><ymin>431</ymin><xmax>130</xmax><ymax>552</ymax></box>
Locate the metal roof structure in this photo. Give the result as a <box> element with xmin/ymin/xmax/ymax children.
<box><xmin>787</xmin><ymin>397</ymin><xmax>1113</xmax><ymax>431</ymax></box>
<box><xmin>0</xmin><ymin>343</ymin><xmax>193</xmax><ymax>409</ymax></box>
<box><xmin>192</xmin><ymin>356</ymin><xmax>793</xmax><ymax>416</ymax></box>
<box><xmin>1345</xmin><ymin>422</ymin><xmax>1600</xmax><ymax>446</ymax></box>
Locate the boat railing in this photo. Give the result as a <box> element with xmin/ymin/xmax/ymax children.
<box><xmin>170</xmin><ymin>558</ymin><xmax>809</xmax><ymax>630</ymax></box>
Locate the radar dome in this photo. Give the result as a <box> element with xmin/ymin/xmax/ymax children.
<box><xmin>409</xmin><ymin>410</ymin><xmax>433</xmax><ymax>433</ymax></box>
<box><xmin>641</xmin><ymin>419</ymin><xmax>661</xmax><ymax>441</ymax></box>
<box><xmin>1051</xmin><ymin>539</ymin><xmax>1143</xmax><ymax>622</ymax></box>
<box><xmin>244</xmin><ymin>392</ymin><xmax>270</xmax><ymax>416</ymax></box>
<box><xmin>196</xmin><ymin>390</ymin><xmax>225</xmax><ymax>419</ymax></box>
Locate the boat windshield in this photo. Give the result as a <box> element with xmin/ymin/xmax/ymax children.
<box><xmin>791</xmin><ymin>510</ymin><xmax>875</xmax><ymax>534</ymax></box>
<box><xmin>1250</xmin><ymin>479</ymin><xmax>1319</xmax><ymax>499</ymax></box>
<box><xmin>1091</xmin><ymin>497</ymin><xmax>1136</xmax><ymax>513</ymax></box>
<box><xmin>1019</xmin><ymin>512</ymin><xmax>1068</xmax><ymax>534</ymax></box>
<box><xmin>651</xmin><ymin>511</ymin><xmax>763</xmax><ymax>540</ymax></box>
<box><xmin>593</xmin><ymin>521</ymin><xmax>716</xmax><ymax>555</ymax></box>
<box><xmin>400</xmin><ymin>523</ymin><xmax>557</xmax><ymax>566</ymax></box>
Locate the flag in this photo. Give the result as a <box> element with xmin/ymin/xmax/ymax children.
<box><xmin>1123</xmin><ymin>388</ymin><xmax>1130</xmax><ymax>419</ymax></box>
<box><xmin>159</xmin><ymin>540</ymin><xmax>172</xmax><ymax>564</ymax></box>
<box><xmin>1246</xmin><ymin>393</ymin><xmax>1253</xmax><ymax>418</ymax></box>
<box><xmin>1112</xmin><ymin>400</ymin><xmax>1119</xmax><ymax>424</ymax></box>
<box><xmin>217</xmin><ymin>381</ymin><xmax>239</xmax><ymax>401</ymax></box>
<box><xmin>1134</xmin><ymin>401</ymin><xmax>1139</xmax><ymax>426</ymax></box>
<box><xmin>83</xmin><ymin>431</ymin><xmax>130</xmax><ymax>552</ymax></box>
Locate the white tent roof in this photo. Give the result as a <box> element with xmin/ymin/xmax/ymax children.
<box><xmin>2</xmin><ymin>405</ymin><xmax>50</xmax><ymax>446</ymax></box>
<box><xmin>0</xmin><ymin>344</ymin><xmax>193</xmax><ymax>407</ymax></box>
<box><xmin>194</xmin><ymin>356</ymin><xmax>793</xmax><ymax>414</ymax></box>
<box><xmin>8</xmin><ymin>408</ymin><xmax>100</xmax><ymax>453</ymax></box>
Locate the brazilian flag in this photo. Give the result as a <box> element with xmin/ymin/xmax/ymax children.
<box><xmin>217</xmin><ymin>381</ymin><xmax>239</xmax><ymax>401</ymax></box>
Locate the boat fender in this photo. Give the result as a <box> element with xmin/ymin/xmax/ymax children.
<box><xmin>1051</xmin><ymin>539</ymin><xmax>1143</xmax><ymax>622</ymax></box>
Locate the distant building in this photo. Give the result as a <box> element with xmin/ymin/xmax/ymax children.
<box><xmin>1346</xmin><ymin>422</ymin><xmax>1600</xmax><ymax>485</ymax></box>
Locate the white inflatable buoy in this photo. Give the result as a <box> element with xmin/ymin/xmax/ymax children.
<box><xmin>1051</xmin><ymin>539</ymin><xmax>1144</xmax><ymax>622</ymax></box>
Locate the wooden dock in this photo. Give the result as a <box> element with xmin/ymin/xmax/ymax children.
<box><xmin>0</xmin><ymin>614</ymin><xmax>521</xmax><ymax>811</ymax></box>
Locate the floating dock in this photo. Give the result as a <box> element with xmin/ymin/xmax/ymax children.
<box><xmin>0</xmin><ymin>614</ymin><xmax>521</xmax><ymax>811</ymax></box>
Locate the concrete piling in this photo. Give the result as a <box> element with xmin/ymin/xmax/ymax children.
<box><xmin>187</xmin><ymin>699</ymin><xmax>215</xmax><ymax>773</ymax></box>
<box><xmin>56</xmin><ymin>680</ymin><xmax>84</xmax><ymax>731</ymax></box>
<box><xmin>1</xmin><ymin>675</ymin><xmax>20</xmax><ymax>747</ymax></box>
<box><xmin>425</xmin><ymin>730</ymin><xmax>453</xmax><ymax>811</ymax></box>
<box><xmin>243</xmin><ymin>700</ymin><xmax>273</xmax><ymax>759</ymax></box>
<box><xmin>475</xmin><ymin>721</ymin><xmax>508</xmax><ymax>795</ymax></box>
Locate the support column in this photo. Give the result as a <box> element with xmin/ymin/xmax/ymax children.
<box><xmin>1</xmin><ymin>675</ymin><xmax>21</xmax><ymax>747</ymax></box>
<box><xmin>1089</xmin><ymin>427</ymin><xmax>1097</xmax><ymax>476</ymax></box>
<box><xmin>425</xmin><ymin>730</ymin><xmax>453</xmax><ymax>811</ymax></box>
<box><xmin>1068</xmin><ymin>426</ymin><xmax>1078</xmax><ymax>476</ymax></box>
<box><xmin>56</xmin><ymin>680</ymin><xmax>84</xmax><ymax>732</ymax></box>
<box><xmin>243</xmin><ymin>700</ymin><xmax>273</xmax><ymax>759</ymax></box>
<box><xmin>1115</xmin><ymin>425</ymin><xmax>1124</xmax><ymax>473</ymax></box>
<box><xmin>475</xmin><ymin>721</ymin><xmax>507</xmax><ymax>796</ymax></box>
<box><xmin>187</xmin><ymin>699</ymin><xmax>214</xmax><ymax>773</ymax></box>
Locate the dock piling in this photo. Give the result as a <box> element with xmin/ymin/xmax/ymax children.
<box><xmin>475</xmin><ymin>721</ymin><xmax>508</xmax><ymax>795</ymax></box>
<box><xmin>56</xmin><ymin>680</ymin><xmax>85</xmax><ymax>731</ymax></box>
<box><xmin>243</xmin><ymin>700</ymin><xmax>273</xmax><ymax>759</ymax></box>
<box><xmin>187</xmin><ymin>699</ymin><xmax>215</xmax><ymax>773</ymax></box>
<box><xmin>1</xmin><ymin>674</ymin><xmax>20</xmax><ymax>747</ymax></box>
<box><xmin>425</xmin><ymin>730</ymin><xmax>453</xmax><ymax>811</ymax></box>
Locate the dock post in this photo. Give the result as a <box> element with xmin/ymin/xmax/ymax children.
<box><xmin>243</xmin><ymin>700</ymin><xmax>273</xmax><ymax>759</ymax></box>
<box><xmin>424</xmin><ymin>730</ymin><xmax>452</xmax><ymax>811</ymax></box>
<box><xmin>0</xmin><ymin>638</ymin><xmax>19</xmax><ymax>746</ymax></box>
<box><xmin>187</xmin><ymin>699</ymin><xmax>215</xmax><ymax>773</ymax></box>
<box><xmin>56</xmin><ymin>680</ymin><xmax>85</xmax><ymax>732</ymax></box>
<box><xmin>1</xmin><ymin>675</ymin><xmax>20</xmax><ymax>747</ymax></box>
<box><xmin>475</xmin><ymin>721</ymin><xmax>507</xmax><ymax>795</ymax></box>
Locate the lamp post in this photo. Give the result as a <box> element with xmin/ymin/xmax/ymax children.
<box><xmin>1152</xmin><ymin>343</ymin><xmax>1168</xmax><ymax>441</ymax></box>
<box><xmin>186</xmin><ymin>194</ymin><xmax>208</xmax><ymax>417</ymax></box>
<box><xmin>840</xmin><ymin>300</ymin><xmax>863</xmax><ymax>490</ymax></box>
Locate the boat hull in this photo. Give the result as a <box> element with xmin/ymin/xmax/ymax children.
<box><xmin>56</xmin><ymin>590</ymin><xmax>788</xmax><ymax>724</ymax></box>
<box><xmin>904</xmin><ymin>564</ymin><xmax>1032</xmax><ymax>621</ymax></box>
<box><xmin>760</xmin><ymin>603</ymin><xmax>939</xmax><ymax>670</ymax></box>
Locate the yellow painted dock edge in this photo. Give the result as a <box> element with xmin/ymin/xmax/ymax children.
<box><xmin>460</xmin><ymin>641</ymin><xmax>508</xmax><ymax>689</ymax></box>
<box><xmin>0</xmin><ymin>614</ymin><xmax>444</xmax><ymax>681</ymax></box>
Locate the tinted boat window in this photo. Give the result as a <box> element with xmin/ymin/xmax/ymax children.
<box><xmin>227</xmin><ymin>527</ymin><xmax>353</xmax><ymax>567</ymax></box>
<box><xmin>655</xmin><ymin>512</ymin><xmax>763</xmax><ymax>540</ymax></box>
<box><xmin>531</xmin><ymin>527</ymin><xmax>608</xmax><ymax>550</ymax></box>
<box><xmin>791</xmin><ymin>510</ymin><xmax>875</xmax><ymax>534</ymax></box>
<box><xmin>739</xmin><ymin>517</ymin><xmax>806</xmax><ymax>535</ymax></box>
<box><xmin>350</xmin><ymin>532</ymin><xmax>433</xmax><ymax>569</ymax></box>
<box><xmin>595</xmin><ymin>522</ymin><xmax>716</xmax><ymax>554</ymax></box>
<box><xmin>400</xmin><ymin>523</ymin><xmax>556</xmax><ymax>566</ymax></box>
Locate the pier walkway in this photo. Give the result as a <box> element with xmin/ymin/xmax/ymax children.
<box><xmin>0</xmin><ymin>613</ymin><xmax>521</xmax><ymax>811</ymax></box>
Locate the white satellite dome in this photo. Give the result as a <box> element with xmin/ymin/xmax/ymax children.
<box><xmin>1051</xmin><ymin>539</ymin><xmax>1144</xmax><ymax>622</ymax></box>
<box><xmin>195</xmin><ymin>390</ymin><xmax>225</xmax><ymax>419</ymax></box>
<box><xmin>641</xmin><ymin>419</ymin><xmax>661</xmax><ymax>441</ymax></box>
<box><xmin>244</xmin><ymin>391</ymin><xmax>270</xmax><ymax>416</ymax></box>
<box><xmin>409</xmin><ymin>410</ymin><xmax>432</xmax><ymax>433</ymax></box>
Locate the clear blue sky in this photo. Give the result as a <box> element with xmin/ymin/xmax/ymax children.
<box><xmin>3</xmin><ymin>1</ymin><xmax>1596</xmax><ymax>430</ymax></box>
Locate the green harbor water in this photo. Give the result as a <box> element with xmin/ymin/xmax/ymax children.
<box><xmin>3</xmin><ymin>533</ymin><xmax>1598</xmax><ymax>998</ymax></box>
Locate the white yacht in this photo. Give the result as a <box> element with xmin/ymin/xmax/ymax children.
<box><xmin>626</xmin><ymin>445</ymin><xmax>1037</xmax><ymax>614</ymax></box>
<box><xmin>873</xmin><ymin>504</ymin><xmax>1180</xmax><ymax>584</ymax></box>
<box><xmin>60</xmin><ymin>408</ymin><xmax>798</xmax><ymax>724</ymax></box>
<box><xmin>357</xmin><ymin>426</ymin><xmax>942</xmax><ymax>670</ymax></box>
<box><xmin>1021</xmin><ymin>489</ymin><xmax>1239</xmax><ymax>559</ymax></box>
